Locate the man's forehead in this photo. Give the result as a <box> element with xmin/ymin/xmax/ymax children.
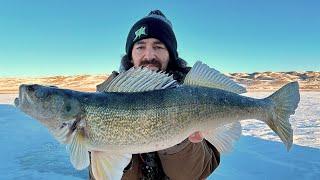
<box><xmin>135</xmin><ymin>38</ymin><xmax>164</xmax><ymax>45</ymax></box>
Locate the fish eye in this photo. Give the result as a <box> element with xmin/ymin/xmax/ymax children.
<box><xmin>35</xmin><ymin>89</ymin><xmax>49</xmax><ymax>98</ymax></box>
<box><xmin>27</xmin><ymin>86</ymin><xmax>35</xmax><ymax>92</ymax></box>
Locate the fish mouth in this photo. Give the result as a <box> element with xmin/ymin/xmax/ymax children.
<box><xmin>15</xmin><ymin>84</ymin><xmax>34</xmax><ymax>109</ymax></box>
<box><xmin>14</xmin><ymin>84</ymin><xmax>24</xmax><ymax>108</ymax></box>
<box><xmin>14</xmin><ymin>97</ymin><xmax>19</xmax><ymax>107</ymax></box>
<box><xmin>15</xmin><ymin>84</ymin><xmax>62</xmax><ymax>129</ymax></box>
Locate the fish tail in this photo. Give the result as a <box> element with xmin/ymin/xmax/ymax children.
<box><xmin>265</xmin><ymin>81</ymin><xmax>300</xmax><ymax>151</ymax></box>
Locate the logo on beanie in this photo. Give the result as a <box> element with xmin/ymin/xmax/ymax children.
<box><xmin>133</xmin><ymin>26</ymin><xmax>147</xmax><ymax>41</ymax></box>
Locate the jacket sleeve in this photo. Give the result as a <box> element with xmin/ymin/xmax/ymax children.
<box><xmin>158</xmin><ymin>139</ymin><xmax>220</xmax><ymax>180</ymax></box>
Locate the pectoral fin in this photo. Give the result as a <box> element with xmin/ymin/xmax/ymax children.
<box><xmin>205</xmin><ymin>122</ymin><xmax>242</xmax><ymax>153</ymax></box>
<box><xmin>68</xmin><ymin>128</ymin><xmax>90</xmax><ymax>170</ymax></box>
<box><xmin>91</xmin><ymin>151</ymin><xmax>132</xmax><ymax>180</ymax></box>
<box><xmin>52</xmin><ymin>121</ymin><xmax>76</xmax><ymax>144</ymax></box>
<box><xmin>52</xmin><ymin>117</ymin><xmax>83</xmax><ymax>144</ymax></box>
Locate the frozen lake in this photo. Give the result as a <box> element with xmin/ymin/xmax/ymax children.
<box><xmin>242</xmin><ymin>92</ymin><xmax>320</xmax><ymax>149</ymax></box>
<box><xmin>0</xmin><ymin>92</ymin><xmax>319</xmax><ymax>179</ymax></box>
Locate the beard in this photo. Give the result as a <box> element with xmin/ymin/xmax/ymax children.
<box><xmin>139</xmin><ymin>59</ymin><xmax>162</xmax><ymax>70</ymax></box>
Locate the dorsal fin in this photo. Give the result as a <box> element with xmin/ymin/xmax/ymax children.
<box><xmin>184</xmin><ymin>61</ymin><xmax>247</xmax><ymax>94</ymax></box>
<box><xmin>101</xmin><ymin>67</ymin><xmax>178</xmax><ymax>92</ymax></box>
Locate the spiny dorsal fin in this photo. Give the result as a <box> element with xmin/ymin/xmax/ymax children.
<box><xmin>184</xmin><ymin>61</ymin><xmax>247</xmax><ymax>94</ymax></box>
<box><xmin>101</xmin><ymin>67</ymin><xmax>178</xmax><ymax>92</ymax></box>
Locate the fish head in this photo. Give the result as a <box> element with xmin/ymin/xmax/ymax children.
<box><xmin>14</xmin><ymin>84</ymin><xmax>82</xmax><ymax>130</ymax></box>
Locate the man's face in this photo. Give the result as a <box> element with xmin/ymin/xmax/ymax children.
<box><xmin>131</xmin><ymin>38</ymin><xmax>170</xmax><ymax>71</ymax></box>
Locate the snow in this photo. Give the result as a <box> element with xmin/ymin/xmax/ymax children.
<box><xmin>0</xmin><ymin>92</ymin><xmax>319</xmax><ymax>180</ymax></box>
<box><xmin>0</xmin><ymin>104</ymin><xmax>88</xmax><ymax>180</ymax></box>
<box><xmin>241</xmin><ymin>92</ymin><xmax>320</xmax><ymax>149</ymax></box>
<box><xmin>0</xmin><ymin>94</ymin><xmax>17</xmax><ymax>105</ymax></box>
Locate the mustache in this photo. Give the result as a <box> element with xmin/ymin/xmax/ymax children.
<box><xmin>139</xmin><ymin>59</ymin><xmax>162</xmax><ymax>69</ymax></box>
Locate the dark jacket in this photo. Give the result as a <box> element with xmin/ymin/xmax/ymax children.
<box><xmin>89</xmin><ymin>71</ymin><xmax>220</xmax><ymax>180</ymax></box>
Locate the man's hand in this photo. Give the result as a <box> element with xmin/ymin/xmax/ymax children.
<box><xmin>158</xmin><ymin>131</ymin><xmax>210</xmax><ymax>154</ymax></box>
<box><xmin>188</xmin><ymin>131</ymin><xmax>210</xmax><ymax>143</ymax></box>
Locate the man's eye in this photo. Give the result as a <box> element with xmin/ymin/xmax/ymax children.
<box><xmin>136</xmin><ymin>46</ymin><xmax>144</xmax><ymax>50</ymax></box>
<box><xmin>155</xmin><ymin>46</ymin><xmax>164</xmax><ymax>49</ymax></box>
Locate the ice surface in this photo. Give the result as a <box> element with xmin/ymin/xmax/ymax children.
<box><xmin>0</xmin><ymin>104</ymin><xmax>88</xmax><ymax>180</ymax></box>
<box><xmin>241</xmin><ymin>92</ymin><xmax>320</xmax><ymax>149</ymax></box>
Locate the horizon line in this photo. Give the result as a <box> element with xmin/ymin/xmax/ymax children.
<box><xmin>1</xmin><ymin>70</ymin><xmax>319</xmax><ymax>78</ymax></box>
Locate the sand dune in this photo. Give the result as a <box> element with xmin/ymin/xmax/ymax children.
<box><xmin>0</xmin><ymin>71</ymin><xmax>319</xmax><ymax>94</ymax></box>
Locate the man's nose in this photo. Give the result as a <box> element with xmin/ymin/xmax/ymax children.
<box><xmin>143</xmin><ymin>47</ymin><xmax>156</xmax><ymax>60</ymax></box>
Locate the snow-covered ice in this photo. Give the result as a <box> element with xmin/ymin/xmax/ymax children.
<box><xmin>0</xmin><ymin>94</ymin><xmax>17</xmax><ymax>105</ymax></box>
<box><xmin>0</xmin><ymin>104</ymin><xmax>88</xmax><ymax>180</ymax></box>
<box><xmin>241</xmin><ymin>92</ymin><xmax>320</xmax><ymax>149</ymax></box>
<box><xmin>0</xmin><ymin>92</ymin><xmax>319</xmax><ymax>180</ymax></box>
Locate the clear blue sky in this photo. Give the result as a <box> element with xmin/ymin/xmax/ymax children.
<box><xmin>0</xmin><ymin>0</ymin><xmax>319</xmax><ymax>77</ymax></box>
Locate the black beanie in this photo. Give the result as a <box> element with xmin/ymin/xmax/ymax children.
<box><xmin>125</xmin><ymin>10</ymin><xmax>178</xmax><ymax>61</ymax></box>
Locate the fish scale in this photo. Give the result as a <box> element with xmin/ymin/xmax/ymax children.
<box><xmin>67</xmin><ymin>86</ymin><xmax>269</xmax><ymax>153</ymax></box>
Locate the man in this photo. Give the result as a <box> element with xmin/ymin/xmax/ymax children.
<box><xmin>90</xmin><ymin>10</ymin><xmax>220</xmax><ymax>180</ymax></box>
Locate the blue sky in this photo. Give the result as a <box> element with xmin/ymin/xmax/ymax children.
<box><xmin>0</xmin><ymin>0</ymin><xmax>319</xmax><ymax>77</ymax></box>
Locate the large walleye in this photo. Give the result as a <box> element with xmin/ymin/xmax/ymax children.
<box><xmin>14</xmin><ymin>61</ymin><xmax>300</xmax><ymax>180</ymax></box>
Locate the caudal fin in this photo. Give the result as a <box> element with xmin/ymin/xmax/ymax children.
<box><xmin>265</xmin><ymin>82</ymin><xmax>300</xmax><ymax>151</ymax></box>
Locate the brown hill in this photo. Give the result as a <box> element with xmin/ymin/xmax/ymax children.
<box><xmin>229</xmin><ymin>71</ymin><xmax>320</xmax><ymax>91</ymax></box>
<box><xmin>1</xmin><ymin>71</ymin><xmax>319</xmax><ymax>94</ymax></box>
